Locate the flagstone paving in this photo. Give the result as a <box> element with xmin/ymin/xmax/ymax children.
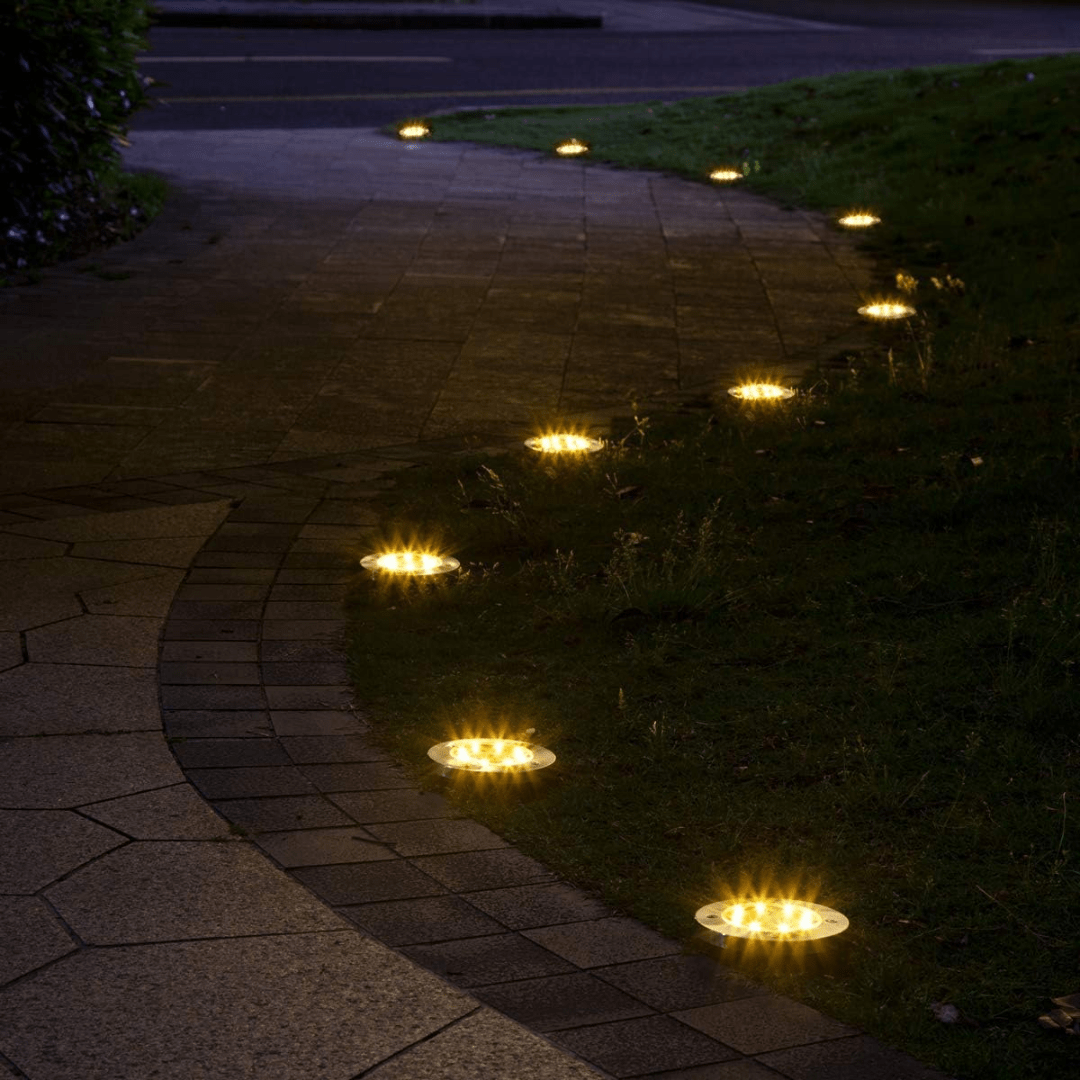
<box><xmin>0</xmin><ymin>127</ymin><xmax>949</xmax><ymax>1078</ymax></box>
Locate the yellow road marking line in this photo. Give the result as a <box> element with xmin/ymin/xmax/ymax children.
<box><xmin>158</xmin><ymin>85</ymin><xmax>749</xmax><ymax>104</ymax></box>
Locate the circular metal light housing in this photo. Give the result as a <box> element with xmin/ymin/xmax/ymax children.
<box><xmin>524</xmin><ymin>433</ymin><xmax>603</xmax><ymax>454</ymax></box>
<box><xmin>727</xmin><ymin>383</ymin><xmax>795</xmax><ymax>402</ymax></box>
<box><xmin>428</xmin><ymin>738</ymin><xmax>555</xmax><ymax>773</ymax></box>
<box><xmin>858</xmin><ymin>301</ymin><xmax>915</xmax><ymax>320</ymax></box>
<box><xmin>360</xmin><ymin>551</ymin><xmax>460</xmax><ymax>576</ymax></box>
<box><xmin>695</xmin><ymin>898</ymin><xmax>848</xmax><ymax>942</ymax></box>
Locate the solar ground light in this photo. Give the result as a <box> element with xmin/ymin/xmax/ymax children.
<box><xmin>398</xmin><ymin>121</ymin><xmax>431</xmax><ymax>140</ymax></box>
<box><xmin>555</xmin><ymin>138</ymin><xmax>589</xmax><ymax>157</ymax></box>
<box><xmin>360</xmin><ymin>551</ymin><xmax>460</xmax><ymax>576</ymax></box>
<box><xmin>428</xmin><ymin>737</ymin><xmax>556</xmax><ymax>777</ymax></box>
<box><xmin>727</xmin><ymin>382</ymin><xmax>795</xmax><ymax>402</ymax></box>
<box><xmin>858</xmin><ymin>300</ymin><xmax>916</xmax><ymax>320</ymax></box>
<box><xmin>695</xmin><ymin>896</ymin><xmax>850</xmax><ymax>973</ymax></box>
<box><xmin>524</xmin><ymin>432</ymin><xmax>603</xmax><ymax>454</ymax></box>
<box><xmin>838</xmin><ymin>211</ymin><xmax>880</xmax><ymax>228</ymax></box>
<box><xmin>709</xmin><ymin>168</ymin><xmax>742</xmax><ymax>183</ymax></box>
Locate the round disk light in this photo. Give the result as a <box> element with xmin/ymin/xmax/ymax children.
<box><xmin>524</xmin><ymin>433</ymin><xmax>602</xmax><ymax>454</ymax></box>
<box><xmin>428</xmin><ymin>738</ymin><xmax>555</xmax><ymax>774</ymax></box>
<box><xmin>727</xmin><ymin>383</ymin><xmax>795</xmax><ymax>402</ymax></box>
<box><xmin>360</xmin><ymin>551</ymin><xmax>459</xmax><ymax>576</ymax></box>
<box><xmin>858</xmin><ymin>301</ymin><xmax>915</xmax><ymax>320</ymax></box>
<box><xmin>555</xmin><ymin>138</ymin><xmax>589</xmax><ymax>156</ymax></box>
<box><xmin>838</xmin><ymin>212</ymin><xmax>880</xmax><ymax>228</ymax></box>
<box><xmin>398</xmin><ymin>122</ymin><xmax>431</xmax><ymax>140</ymax></box>
<box><xmin>710</xmin><ymin>168</ymin><xmax>742</xmax><ymax>183</ymax></box>
<box><xmin>695</xmin><ymin>898</ymin><xmax>848</xmax><ymax>942</ymax></box>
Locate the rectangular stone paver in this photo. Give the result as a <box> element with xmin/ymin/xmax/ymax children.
<box><xmin>211</xmin><ymin>795</ymin><xmax>352</xmax><ymax>833</ymax></box>
<box><xmin>594</xmin><ymin>955</ymin><xmax>768</xmax><ymax>1012</ymax></box>
<box><xmin>460</xmin><ymin>883</ymin><xmax>610</xmax><ymax>931</ymax></box>
<box><xmin>299</xmin><ymin>761</ymin><xmax>411</xmax><ymax>791</ymax></box>
<box><xmin>411</xmin><ymin>849</ymin><xmax>558</xmax><ymax>892</ymax></box>
<box><xmin>754</xmin><ymin>1034</ymin><xmax>948</xmax><ymax>1080</ymax></box>
<box><xmin>474</xmin><ymin>971</ymin><xmax>653</xmax><ymax>1032</ymax></box>
<box><xmin>365</xmin><ymin>818</ymin><xmax>509</xmax><ymax>858</ymax></box>
<box><xmin>524</xmin><ymin>917</ymin><xmax>680</xmax><ymax>969</ymax></box>
<box><xmin>402</xmin><ymin>932</ymin><xmax>576</xmax><ymax>989</ymax></box>
<box><xmin>271</xmin><ymin>710</ymin><xmax>366</xmax><ymax>736</ymax></box>
<box><xmin>674</xmin><ymin>995</ymin><xmax>856</xmax><ymax>1056</ymax></box>
<box><xmin>162</xmin><ymin>710</ymin><xmax>273</xmax><ymax>738</ymax></box>
<box><xmin>292</xmin><ymin>861</ymin><xmax>446</xmax><ymax>905</ymax></box>
<box><xmin>187</xmin><ymin>766</ymin><xmax>317</xmax><ymax>800</ymax></box>
<box><xmin>551</xmin><ymin>1015</ymin><xmax>741</xmax><ymax>1078</ymax></box>
<box><xmin>329</xmin><ymin>789</ymin><xmax>449</xmax><ymax>824</ymax></box>
<box><xmin>339</xmin><ymin>895</ymin><xmax>505</xmax><ymax>946</ymax></box>
<box><xmin>254</xmin><ymin>826</ymin><xmax>395</xmax><ymax>868</ymax></box>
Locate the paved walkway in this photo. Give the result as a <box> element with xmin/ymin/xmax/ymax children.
<box><xmin>0</xmin><ymin>129</ymin><xmax>945</xmax><ymax>1079</ymax></box>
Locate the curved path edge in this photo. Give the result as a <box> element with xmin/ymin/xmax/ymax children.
<box><xmin>155</xmin><ymin>432</ymin><xmax>952</xmax><ymax>1080</ymax></box>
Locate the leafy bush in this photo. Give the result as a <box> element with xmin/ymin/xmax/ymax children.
<box><xmin>0</xmin><ymin>0</ymin><xmax>152</xmax><ymax>273</ymax></box>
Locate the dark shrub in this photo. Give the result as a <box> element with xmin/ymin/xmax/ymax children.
<box><xmin>0</xmin><ymin>0</ymin><xmax>152</xmax><ymax>273</ymax></box>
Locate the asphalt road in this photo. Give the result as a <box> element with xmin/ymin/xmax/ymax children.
<box><xmin>133</xmin><ymin>1</ymin><xmax>1080</xmax><ymax>131</ymax></box>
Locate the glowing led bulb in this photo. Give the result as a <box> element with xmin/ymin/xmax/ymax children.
<box><xmin>556</xmin><ymin>138</ymin><xmax>589</xmax><ymax>156</ymax></box>
<box><xmin>525</xmin><ymin>433</ymin><xmax>602</xmax><ymax>454</ymax></box>
<box><xmin>858</xmin><ymin>301</ymin><xmax>915</xmax><ymax>320</ymax></box>
<box><xmin>398</xmin><ymin>122</ymin><xmax>430</xmax><ymax>140</ymax></box>
<box><xmin>727</xmin><ymin>383</ymin><xmax>795</xmax><ymax>402</ymax></box>
<box><xmin>838</xmin><ymin>212</ymin><xmax>880</xmax><ymax>228</ymax></box>
<box><xmin>428</xmin><ymin>737</ymin><xmax>555</xmax><ymax>774</ymax></box>
<box><xmin>696</xmin><ymin>897</ymin><xmax>847</xmax><ymax>941</ymax></box>
<box><xmin>710</xmin><ymin>168</ymin><xmax>742</xmax><ymax>182</ymax></box>
<box><xmin>360</xmin><ymin>551</ymin><xmax>460</xmax><ymax>576</ymax></box>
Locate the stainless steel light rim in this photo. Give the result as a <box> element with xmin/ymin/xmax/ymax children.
<box><xmin>726</xmin><ymin>384</ymin><xmax>796</xmax><ymax>401</ymax></box>
<box><xmin>359</xmin><ymin>553</ymin><xmax>461</xmax><ymax>575</ymax></box>
<box><xmin>427</xmin><ymin>738</ymin><xmax>556</xmax><ymax>773</ymax></box>
<box><xmin>523</xmin><ymin>434</ymin><xmax>604</xmax><ymax>454</ymax></box>
<box><xmin>694</xmin><ymin>898</ymin><xmax>849</xmax><ymax>942</ymax></box>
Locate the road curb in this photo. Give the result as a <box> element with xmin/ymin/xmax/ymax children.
<box><xmin>150</xmin><ymin>2</ymin><xmax>603</xmax><ymax>30</ymax></box>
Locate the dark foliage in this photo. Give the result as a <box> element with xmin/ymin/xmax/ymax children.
<box><xmin>0</xmin><ymin>0</ymin><xmax>152</xmax><ymax>273</ymax></box>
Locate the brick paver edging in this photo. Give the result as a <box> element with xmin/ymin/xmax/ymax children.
<box><xmin>155</xmin><ymin>437</ymin><xmax>950</xmax><ymax>1080</ymax></box>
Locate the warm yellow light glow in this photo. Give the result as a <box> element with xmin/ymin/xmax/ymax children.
<box><xmin>727</xmin><ymin>382</ymin><xmax>795</xmax><ymax>402</ymax></box>
<box><xmin>710</xmin><ymin>168</ymin><xmax>742</xmax><ymax>183</ymax></box>
<box><xmin>524</xmin><ymin>433</ymin><xmax>603</xmax><ymax>454</ymax></box>
<box><xmin>398</xmin><ymin>122</ymin><xmax>430</xmax><ymax>140</ymax></box>
<box><xmin>838</xmin><ymin>212</ymin><xmax>880</xmax><ymax>228</ymax></box>
<box><xmin>360</xmin><ymin>551</ymin><xmax>460</xmax><ymax>576</ymax></box>
<box><xmin>428</xmin><ymin>737</ymin><xmax>555</xmax><ymax>773</ymax></box>
<box><xmin>858</xmin><ymin>301</ymin><xmax>916</xmax><ymax>320</ymax></box>
<box><xmin>695</xmin><ymin>897</ymin><xmax>848</xmax><ymax>941</ymax></box>
<box><xmin>556</xmin><ymin>138</ymin><xmax>589</xmax><ymax>156</ymax></box>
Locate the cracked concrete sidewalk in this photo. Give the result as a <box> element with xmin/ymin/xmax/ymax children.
<box><xmin>0</xmin><ymin>128</ymin><xmax>939</xmax><ymax>1080</ymax></box>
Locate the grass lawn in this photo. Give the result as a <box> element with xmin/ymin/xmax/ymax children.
<box><xmin>350</xmin><ymin>55</ymin><xmax>1080</xmax><ymax>1080</ymax></box>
